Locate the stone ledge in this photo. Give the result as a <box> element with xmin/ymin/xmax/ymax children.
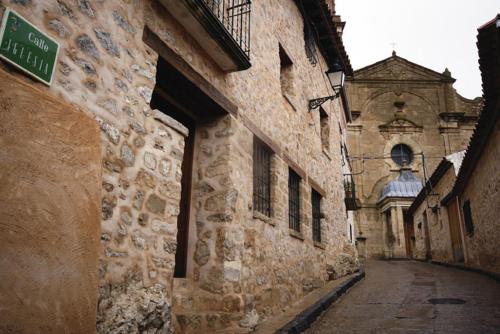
<box><xmin>253</xmin><ymin>210</ymin><xmax>275</xmax><ymax>226</ymax></box>
<box><xmin>322</xmin><ymin>148</ymin><xmax>332</xmax><ymax>161</ymax></box>
<box><xmin>314</xmin><ymin>241</ymin><xmax>326</xmax><ymax>250</ymax></box>
<box><xmin>152</xmin><ymin>109</ymin><xmax>189</xmax><ymax>137</ymax></box>
<box><xmin>289</xmin><ymin>229</ymin><xmax>305</xmax><ymax>241</ymax></box>
<box><xmin>283</xmin><ymin>93</ymin><xmax>298</xmax><ymax>112</ymax></box>
<box><xmin>254</xmin><ymin>270</ymin><xmax>365</xmax><ymax>334</ymax></box>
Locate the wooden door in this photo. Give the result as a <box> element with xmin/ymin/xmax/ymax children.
<box><xmin>423</xmin><ymin>211</ymin><xmax>432</xmax><ymax>260</ymax></box>
<box><xmin>404</xmin><ymin>213</ymin><xmax>415</xmax><ymax>258</ymax></box>
<box><xmin>447</xmin><ymin>199</ymin><xmax>464</xmax><ymax>262</ymax></box>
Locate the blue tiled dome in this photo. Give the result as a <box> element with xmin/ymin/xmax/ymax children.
<box><xmin>378</xmin><ymin>170</ymin><xmax>423</xmax><ymax>203</ymax></box>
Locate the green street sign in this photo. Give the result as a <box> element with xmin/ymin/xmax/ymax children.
<box><xmin>0</xmin><ymin>8</ymin><xmax>59</xmax><ymax>86</ymax></box>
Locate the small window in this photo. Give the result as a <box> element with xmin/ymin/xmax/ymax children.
<box><xmin>253</xmin><ymin>138</ymin><xmax>272</xmax><ymax>217</ymax></box>
<box><xmin>391</xmin><ymin>144</ymin><xmax>413</xmax><ymax>166</ymax></box>
<box><xmin>279</xmin><ymin>44</ymin><xmax>294</xmax><ymax>96</ymax></box>
<box><xmin>312</xmin><ymin>190</ymin><xmax>322</xmax><ymax>242</ymax></box>
<box><xmin>288</xmin><ymin>169</ymin><xmax>301</xmax><ymax>232</ymax></box>
<box><xmin>319</xmin><ymin>107</ymin><xmax>330</xmax><ymax>151</ymax></box>
<box><xmin>462</xmin><ymin>200</ymin><xmax>474</xmax><ymax>236</ymax></box>
<box><xmin>303</xmin><ymin>17</ymin><xmax>318</xmax><ymax>65</ymax></box>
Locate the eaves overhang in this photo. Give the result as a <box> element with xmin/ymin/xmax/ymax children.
<box><xmin>295</xmin><ymin>0</ymin><xmax>353</xmax><ymax>76</ymax></box>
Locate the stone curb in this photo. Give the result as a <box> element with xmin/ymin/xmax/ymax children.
<box><xmin>426</xmin><ymin>260</ymin><xmax>500</xmax><ymax>283</ymax></box>
<box><xmin>275</xmin><ymin>270</ymin><xmax>365</xmax><ymax>334</ymax></box>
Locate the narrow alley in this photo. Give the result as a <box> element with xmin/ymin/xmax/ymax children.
<box><xmin>0</xmin><ymin>1</ymin><xmax>498</xmax><ymax>333</ymax></box>
<box><xmin>306</xmin><ymin>261</ymin><xmax>500</xmax><ymax>333</ymax></box>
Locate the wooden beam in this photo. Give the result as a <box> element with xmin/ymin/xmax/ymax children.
<box><xmin>308</xmin><ymin>177</ymin><xmax>327</xmax><ymax>198</ymax></box>
<box><xmin>283</xmin><ymin>154</ymin><xmax>307</xmax><ymax>180</ymax></box>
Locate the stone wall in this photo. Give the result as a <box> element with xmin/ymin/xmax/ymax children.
<box><xmin>1</xmin><ymin>0</ymin><xmax>357</xmax><ymax>332</ymax></box>
<box><xmin>160</xmin><ymin>0</ymin><xmax>359</xmax><ymax>330</ymax></box>
<box><xmin>346</xmin><ymin>56</ymin><xmax>480</xmax><ymax>258</ymax></box>
<box><xmin>459</xmin><ymin>122</ymin><xmax>500</xmax><ymax>273</ymax></box>
<box><xmin>413</xmin><ymin>166</ymin><xmax>456</xmax><ymax>262</ymax></box>
<box><xmin>1</xmin><ymin>1</ymin><xmax>187</xmax><ymax>332</ymax></box>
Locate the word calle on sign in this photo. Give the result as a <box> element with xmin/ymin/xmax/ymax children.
<box><xmin>28</xmin><ymin>32</ymin><xmax>49</xmax><ymax>52</ymax></box>
<box><xmin>0</xmin><ymin>8</ymin><xmax>59</xmax><ymax>85</ymax></box>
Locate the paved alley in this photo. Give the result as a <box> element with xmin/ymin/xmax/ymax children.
<box><xmin>306</xmin><ymin>261</ymin><xmax>500</xmax><ymax>334</ymax></box>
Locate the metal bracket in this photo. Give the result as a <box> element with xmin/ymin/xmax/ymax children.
<box><xmin>308</xmin><ymin>91</ymin><xmax>341</xmax><ymax>111</ymax></box>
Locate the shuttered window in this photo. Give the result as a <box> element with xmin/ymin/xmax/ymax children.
<box><xmin>253</xmin><ymin>139</ymin><xmax>272</xmax><ymax>217</ymax></box>
<box><xmin>288</xmin><ymin>168</ymin><xmax>301</xmax><ymax>232</ymax></box>
<box><xmin>312</xmin><ymin>189</ymin><xmax>322</xmax><ymax>242</ymax></box>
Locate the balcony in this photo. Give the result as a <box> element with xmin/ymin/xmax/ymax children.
<box><xmin>159</xmin><ymin>0</ymin><xmax>251</xmax><ymax>72</ymax></box>
<box><xmin>344</xmin><ymin>176</ymin><xmax>359</xmax><ymax>211</ymax></box>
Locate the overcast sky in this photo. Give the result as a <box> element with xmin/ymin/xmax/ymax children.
<box><xmin>336</xmin><ymin>0</ymin><xmax>499</xmax><ymax>99</ymax></box>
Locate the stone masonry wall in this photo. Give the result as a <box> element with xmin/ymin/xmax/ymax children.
<box><xmin>459</xmin><ymin>122</ymin><xmax>500</xmax><ymax>274</ymax></box>
<box><xmin>159</xmin><ymin>0</ymin><xmax>359</xmax><ymax>331</ymax></box>
<box><xmin>413</xmin><ymin>166</ymin><xmax>456</xmax><ymax>262</ymax></box>
<box><xmin>0</xmin><ymin>1</ymin><xmax>187</xmax><ymax>332</ymax></box>
<box><xmin>0</xmin><ymin>0</ymin><xmax>358</xmax><ymax>332</ymax></box>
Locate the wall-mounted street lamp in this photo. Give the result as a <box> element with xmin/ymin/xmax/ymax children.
<box><xmin>309</xmin><ymin>68</ymin><xmax>345</xmax><ymax>111</ymax></box>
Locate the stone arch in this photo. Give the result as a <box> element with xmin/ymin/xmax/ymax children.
<box><xmin>360</xmin><ymin>89</ymin><xmax>440</xmax><ymax>120</ymax></box>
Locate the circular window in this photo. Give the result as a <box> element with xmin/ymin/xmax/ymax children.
<box><xmin>391</xmin><ymin>144</ymin><xmax>413</xmax><ymax>166</ymax></box>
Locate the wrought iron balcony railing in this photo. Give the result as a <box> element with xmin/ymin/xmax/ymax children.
<box><xmin>344</xmin><ymin>175</ymin><xmax>359</xmax><ymax>211</ymax></box>
<box><xmin>160</xmin><ymin>0</ymin><xmax>251</xmax><ymax>71</ymax></box>
<box><xmin>202</xmin><ymin>0</ymin><xmax>251</xmax><ymax>58</ymax></box>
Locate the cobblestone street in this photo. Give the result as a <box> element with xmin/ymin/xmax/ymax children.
<box><xmin>306</xmin><ymin>261</ymin><xmax>500</xmax><ymax>333</ymax></box>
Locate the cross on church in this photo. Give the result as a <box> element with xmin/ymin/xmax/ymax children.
<box><xmin>391</xmin><ymin>42</ymin><xmax>397</xmax><ymax>56</ymax></box>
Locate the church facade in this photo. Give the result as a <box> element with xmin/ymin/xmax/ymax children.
<box><xmin>345</xmin><ymin>53</ymin><xmax>482</xmax><ymax>259</ymax></box>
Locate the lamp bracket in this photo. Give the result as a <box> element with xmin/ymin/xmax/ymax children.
<box><xmin>308</xmin><ymin>90</ymin><xmax>341</xmax><ymax>111</ymax></box>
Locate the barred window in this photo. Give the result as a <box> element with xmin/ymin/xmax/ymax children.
<box><xmin>253</xmin><ymin>139</ymin><xmax>272</xmax><ymax>217</ymax></box>
<box><xmin>312</xmin><ymin>189</ymin><xmax>322</xmax><ymax>242</ymax></box>
<box><xmin>288</xmin><ymin>168</ymin><xmax>301</xmax><ymax>232</ymax></box>
<box><xmin>462</xmin><ymin>200</ymin><xmax>474</xmax><ymax>236</ymax></box>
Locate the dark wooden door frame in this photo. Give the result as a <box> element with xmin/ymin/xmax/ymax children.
<box><xmin>175</xmin><ymin>122</ymin><xmax>195</xmax><ymax>278</ymax></box>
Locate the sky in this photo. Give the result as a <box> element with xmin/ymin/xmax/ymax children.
<box><xmin>336</xmin><ymin>0</ymin><xmax>499</xmax><ymax>99</ymax></box>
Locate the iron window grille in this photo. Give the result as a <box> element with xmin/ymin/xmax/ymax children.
<box><xmin>253</xmin><ymin>139</ymin><xmax>272</xmax><ymax>217</ymax></box>
<box><xmin>288</xmin><ymin>169</ymin><xmax>301</xmax><ymax>232</ymax></box>
<box><xmin>312</xmin><ymin>189</ymin><xmax>322</xmax><ymax>242</ymax></box>
<box><xmin>391</xmin><ymin>144</ymin><xmax>413</xmax><ymax>166</ymax></box>
<box><xmin>203</xmin><ymin>0</ymin><xmax>252</xmax><ymax>58</ymax></box>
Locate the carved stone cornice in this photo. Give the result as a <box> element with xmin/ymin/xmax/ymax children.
<box><xmin>379</xmin><ymin>118</ymin><xmax>423</xmax><ymax>134</ymax></box>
